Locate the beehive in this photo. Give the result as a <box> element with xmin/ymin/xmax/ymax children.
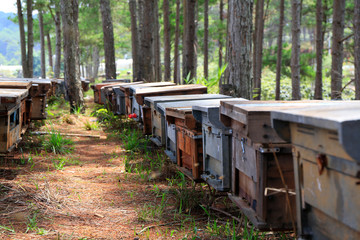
<box><xmin>271</xmin><ymin>103</ymin><xmax>360</xmax><ymax>239</ymax></box>
<box><xmin>0</xmin><ymin>89</ymin><xmax>29</xmax><ymax>153</ymax></box>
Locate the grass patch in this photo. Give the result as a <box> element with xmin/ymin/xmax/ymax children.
<box><xmin>42</xmin><ymin>130</ymin><xmax>74</xmax><ymax>154</ymax></box>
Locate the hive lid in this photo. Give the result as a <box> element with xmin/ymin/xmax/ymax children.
<box><xmin>0</xmin><ymin>88</ymin><xmax>29</xmax><ymax>104</ymax></box>
<box><xmin>271</xmin><ymin>102</ymin><xmax>360</xmax><ymax>162</ymax></box>
<box><xmin>0</xmin><ymin>81</ymin><xmax>32</xmax><ymax>89</ymax></box>
<box><xmin>134</xmin><ymin>84</ymin><xmax>207</xmax><ymax>96</ymax></box>
<box><xmin>103</xmin><ymin>79</ymin><xmax>131</xmax><ymax>83</ymax></box>
<box><xmin>157</xmin><ymin>98</ymin><xmax>232</xmax><ymax>116</ymax></box>
<box><xmin>128</xmin><ymin>82</ymin><xmax>176</xmax><ymax>91</ymax></box>
<box><xmin>144</xmin><ymin>94</ymin><xmax>231</xmax><ymax>107</ymax></box>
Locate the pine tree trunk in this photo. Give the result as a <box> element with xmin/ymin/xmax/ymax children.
<box><xmin>223</xmin><ymin>0</ymin><xmax>253</xmax><ymax>98</ymax></box>
<box><xmin>16</xmin><ymin>0</ymin><xmax>28</xmax><ymax>78</ymax></box>
<box><xmin>253</xmin><ymin>0</ymin><xmax>265</xmax><ymax>100</ymax></box>
<box><xmin>39</xmin><ymin>10</ymin><xmax>46</xmax><ymax>79</ymax></box>
<box><xmin>47</xmin><ymin>33</ymin><xmax>53</xmax><ymax>73</ymax></box>
<box><xmin>163</xmin><ymin>0</ymin><xmax>171</xmax><ymax>81</ymax></box>
<box><xmin>331</xmin><ymin>0</ymin><xmax>345</xmax><ymax>99</ymax></box>
<box><xmin>173</xmin><ymin>0</ymin><xmax>181</xmax><ymax>84</ymax></box>
<box><xmin>314</xmin><ymin>0</ymin><xmax>324</xmax><ymax>99</ymax></box>
<box><xmin>153</xmin><ymin>0</ymin><xmax>161</xmax><ymax>82</ymax></box>
<box><xmin>182</xmin><ymin>0</ymin><xmax>196</xmax><ymax>81</ymax></box>
<box><xmin>355</xmin><ymin>0</ymin><xmax>360</xmax><ymax>99</ymax></box>
<box><xmin>218</xmin><ymin>0</ymin><xmax>224</xmax><ymax>68</ymax></box>
<box><xmin>60</xmin><ymin>0</ymin><xmax>84</xmax><ymax>112</ymax></box>
<box><xmin>204</xmin><ymin>0</ymin><xmax>209</xmax><ymax>79</ymax></box>
<box><xmin>291</xmin><ymin>0</ymin><xmax>301</xmax><ymax>100</ymax></box>
<box><xmin>92</xmin><ymin>46</ymin><xmax>100</xmax><ymax>80</ymax></box>
<box><xmin>141</xmin><ymin>0</ymin><xmax>155</xmax><ymax>82</ymax></box>
<box><xmin>26</xmin><ymin>0</ymin><xmax>34</xmax><ymax>78</ymax></box>
<box><xmin>275</xmin><ymin>0</ymin><xmax>284</xmax><ymax>100</ymax></box>
<box><xmin>54</xmin><ymin>7</ymin><xmax>62</xmax><ymax>78</ymax></box>
<box><xmin>129</xmin><ymin>0</ymin><xmax>139</xmax><ymax>81</ymax></box>
<box><xmin>137</xmin><ymin>0</ymin><xmax>144</xmax><ymax>81</ymax></box>
<box><xmin>100</xmin><ymin>0</ymin><xmax>116</xmax><ymax>80</ymax></box>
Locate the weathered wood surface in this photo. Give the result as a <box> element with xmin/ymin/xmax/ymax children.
<box><xmin>271</xmin><ymin>103</ymin><xmax>360</xmax><ymax>239</ymax></box>
<box><xmin>123</xmin><ymin>82</ymin><xmax>175</xmax><ymax>115</ymax></box>
<box><xmin>134</xmin><ymin>84</ymin><xmax>207</xmax><ymax>106</ymax></box>
<box><xmin>0</xmin><ymin>89</ymin><xmax>29</xmax><ymax>105</ymax></box>
<box><xmin>0</xmin><ymin>81</ymin><xmax>32</xmax><ymax>89</ymax></box>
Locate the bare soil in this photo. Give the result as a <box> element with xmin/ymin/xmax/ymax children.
<box><xmin>0</xmin><ymin>98</ymin><xmax>292</xmax><ymax>240</ymax></box>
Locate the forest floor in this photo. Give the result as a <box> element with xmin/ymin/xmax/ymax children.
<box><xmin>0</xmin><ymin>97</ymin><xmax>293</xmax><ymax>240</ymax></box>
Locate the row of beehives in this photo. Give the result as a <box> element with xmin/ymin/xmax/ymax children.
<box><xmin>0</xmin><ymin>78</ymin><xmax>90</xmax><ymax>154</ymax></box>
<box><xmin>92</xmin><ymin>80</ymin><xmax>360</xmax><ymax>240</ymax></box>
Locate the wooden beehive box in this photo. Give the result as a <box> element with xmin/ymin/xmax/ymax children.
<box><xmin>220</xmin><ymin>100</ymin><xmax>351</xmax><ymax>230</ymax></box>
<box><xmin>91</xmin><ymin>82</ymin><xmax>119</xmax><ymax>104</ymax></box>
<box><xmin>81</xmin><ymin>79</ymin><xmax>90</xmax><ymax>92</ymax></box>
<box><xmin>122</xmin><ymin>82</ymin><xmax>175</xmax><ymax>117</ymax></box>
<box><xmin>166</xmin><ymin>107</ymin><xmax>203</xmax><ymax>181</ymax></box>
<box><xmin>271</xmin><ymin>103</ymin><xmax>360</xmax><ymax>239</ymax></box>
<box><xmin>192</xmin><ymin>99</ymin><xmax>247</xmax><ymax>191</ymax></box>
<box><xmin>0</xmin><ymin>89</ymin><xmax>29</xmax><ymax>153</ymax></box>
<box><xmin>102</xmin><ymin>82</ymin><xmax>144</xmax><ymax>114</ymax></box>
<box><xmin>144</xmin><ymin>94</ymin><xmax>231</xmax><ymax>142</ymax></box>
<box><xmin>156</xmin><ymin>98</ymin><xmax>232</xmax><ymax>162</ymax></box>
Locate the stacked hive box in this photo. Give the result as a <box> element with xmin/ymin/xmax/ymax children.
<box><xmin>271</xmin><ymin>103</ymin><xmax>360</xmax><ymax>239</ymax></box>
<box><xmin>0</xmin><ymin>88</ymin><xmax>29</xmax><ymax>153</ymax></box>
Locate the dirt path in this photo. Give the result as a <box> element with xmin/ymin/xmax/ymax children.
<box><xmin>0</xmin><ymin>99</ymin><xmax>290</xmax><ymax>240</ymax></box>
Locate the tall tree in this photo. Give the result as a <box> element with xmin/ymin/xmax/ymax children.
<box><xmin>355</xmin><ymin>0</ymin><xmax>360</xmax><ymax>99</ymax></box>
<box><xmin>314</xmin><ymin>0</ymin><xmax>324</xmax><ymax>99</ymax></box>
<box><xmin>129</xmin><ymin>0</ymin><xmax>140</xmax><ymax>81</ymax></box>
<box><xmin>153</xmin><ymin>0</ymin><xmax>161</xmax><ymax>82</ymax></box>
<box><xmin>218</xmin><ymin>0</ymin><xmax>224</xmax><ymax>68</ymax></box>
<box><xmin>173</xmin><ymin>0</ymin><xmax>181</xmax><ymax>84</ymax></box>
<box><xmin>92</xmin><ymin>46</ymin><xmax>100</xmax><ymax>80</ymax></box>
<box><xmin>222</xmin><ymin>0</ymin><xmax>253</xmax><ymax>99</ymax></box>
<box><xmin>17</xmin><ymin>0</ymin><xmax>34</xmax><ymax>78</ymax></box>
<box><xmin>275</xmin><ymin>0</ymin><xmax>285</xmax><ymax>100</ymax></box>
<box><xmin>100</xmin><ymin>0</ymin><xmax>116</xmax><ymax>80</ymax></box>
<box><xmin>141</xmin><ymin>0</ymin><xmax>155</xmax><ymax>82</ymax></box>
<box><xmin>47</xmin><ymin>33</ymin><xmax>53</xmax><ymax>73</ymax></box>
<box><xmin>253</xmin><ymin>0</ymin><xmax>265</xmax><ymax>100</ymax></box>
<box><xmin>182</xmin><ymin>0</ymin><xmax>197</xmax><ymax>81</ymax></box>
<box><xmin>48</xmin><ymin>2</ymin><xmax>62</xmax><ymax>79</ymax></box>
<box><xmin>39</xmin><ymin>9</ymin><xmax>46</xmax><ymax>78</ymax></box>
<box><xmin>204</xmin><ymin>0</ymin><xmax>209</xmax><ymax>79</ymax></box>
<box><xmin>163</xmin><ymin>0</ymin><xmax>171</xmax><ymax>81</ymax></box>
<box><xmin>60</xmin><ymin>0</ymin><xmax>84</xmax><ymax>112</ymax></box>
<box><xmin>330</xmin><ymin>0</ymin><xmax>345</xmax><ymax>99</ymax></box>
<box><xmin>291</xmin><ymin>0</ymin><xmax>301</xmax><ymax>100</ymax></box>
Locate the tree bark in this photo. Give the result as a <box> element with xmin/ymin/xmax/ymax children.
<box><xmin>355</xmin><ymin>0</ymin><xmax>360</xmax><ymax>99</ymax></box>
<box><xmin>253</xmin><ymin>0</ymin><xmax>265</xmax><ymax>100</ymax></box>
<box><xmin>92</xmin><ymin>45</ymin><xmax>100</xmax><ymax>80</ymax></box>
<box><xmin>330</xmin><ymin>0</ymin><xmax>345</xmax><ymax>99</ymax></box>
<box><xmin>153</xmin><ymin>0</ymin><xmax>161</xmax><ymax>82</ymax></box>
<box><xmin>163</xmin><ymin>0</ymin><xmax>171</xmax><ymax>81</ymax></box>
<box><xmin>47</xmin><ymin>33</ymin><xmax>53</xmax><ymax>73</ymax></box>
<box><xmin>314</xmin><ymin>0</ymin><xmax>324</xmax><ymax>99</ymax></box>
<box><xmin>100</xmin><ymin>0</ymin><xmax>116</xmax><ymax>80</ymax></box>
<box><xmin>141</xmin><ymin>0</ymin><xmax>155</xmax><ymax>82</ymax></box>
<box><xmin>222</xmin><ymin>0</ymin><xmax>253</xmax><ymax>99</ymax></box>
<box><xmin>218</xmin><ymin>0</ymin><xmax>224</xmax><ymax>68</ymax></box>
<box><xmin>53</xmin><ymin>5</ymin><xmax>62</xmax><ymax>79</ymax></box>
<box><xmin>182</xmin><ymin>0</ymin><xmax>197</xmax><ymax>81</ymax></box>
<box><xmin>129</xmin><ymin>0</ymin><xmax>139</xmax><ymax>81</ymax></box>
<box><xmin>16</xmin><ymin>0</ymin><xmax>28</xmax><ymax>78</ymax></box>
<box><xmin>291</xmin><ymin>0</ymin><xmax>301</xmax><ymax>100</ymax></box>
<box><xmin>204</xmin><ymin>0</ymin><xmax>209</xmax><ymax>79</ymax></box>
<box><xmin>173</xmin><ymin>0</ymin><xmax>181</xmax><ymax>84</ymax></box>
<box><xmin>60</xmin><ymin>0</ymin><xmax>84</xmax><ymax>112</ymax></box>
<box><xmin>39</xmin><ymin>10</ymin><xmax>46</xmax><ymax>79</ymax></box>
<box><xmin>275</xmin><ymin>0</ymin><xmax>284</xmax><ymax>100</ymax></box>
<box><xmin>26</xmin><ymin>0</ymin><xmax>34</xmax><ymax>78</ymax></box>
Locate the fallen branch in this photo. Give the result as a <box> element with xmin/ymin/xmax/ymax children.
<box><xmin>207</xmin><ymin>205</ymin><xmax>243</xmax><ymax>224</ymax></box>
<box><xmin>30</xmin><ymin>131</ymin><xmax>101</xmax><ymax>138</ymax></box>
<box><xmin>136</xmin><ymin>217</ymin><xmax>207</xmax><ymax>235</ymax></box>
